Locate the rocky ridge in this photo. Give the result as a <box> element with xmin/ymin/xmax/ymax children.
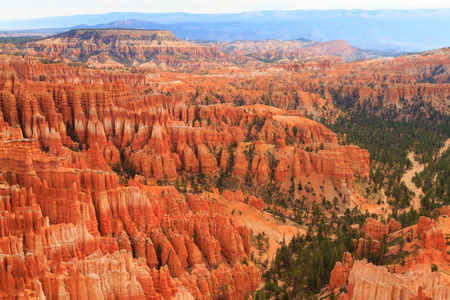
<box><xmin>1</xmin><ymin>32</ymin><xmax>448</xmax><ymax>299</ymax></box>
<box><xmin>31</xmin><ymin>29</ymin><xmax>224</xmax><ymax>67</ymax></box>
<box><xmin>329</xmin><ymin>214</ymin><xmax>450</xmax><ymax>300</ymax></box>
<box><xmin>0</xmin><ymin>114</ymin><xmax>261</xmax><ymax>299</ymax></box>
<box><xmin>0</xmin><ymin>54</ymin><xmax>374</xmax><ymax>299</ymax></box>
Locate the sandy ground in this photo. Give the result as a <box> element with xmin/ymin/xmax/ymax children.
<box><xmin>401</xmin><ymin>138</ymin><xmax>450</xmax><ymax>210</ymax></box>
<box><xmin>273</xmin><ymin>115</ymin><xmax>316</xmax><ymax>125</ymax></box>
<box><xmin>439</xmin><ymin>138</ymin><xmax>450</xmax><ymax>157</ymax></box>
<box><xmin>219</xmin><ymin>196</ymin><xmax>305</xmax><ymax>260</ymax></box>
<box><xmin>402</xmin><ymin>152</ymin><xmax>426</xmax><ymax>210</ymax></box>
<box><xmin>366</xmin><ymin>188</ymin><xmax>391</xmax><ymax>216</ymax></box>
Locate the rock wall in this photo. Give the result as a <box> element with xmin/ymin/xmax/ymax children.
<box><xmin>0</xmin><ymin>115</ymin><xmax>260</xmax><ymax>299</ymax></box>
<box><xmin>345</xmin><ymin>260</ymin><xmax>450</xmax><ymax>300</ymax></box>
<box><xmin>362</xmin><ymin>218</ymin><xmax>389</xmax><ymax>241</ymax></box>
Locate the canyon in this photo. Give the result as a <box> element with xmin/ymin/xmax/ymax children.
<box><xmin>0</xmin><ymin>28</ymin><xmax>448</xmax><ymax>299</ymax></box>
<box><xmin>0</xmin><ymin>53</ymin><xmax>369</xmax><ymax>299</ymax></box>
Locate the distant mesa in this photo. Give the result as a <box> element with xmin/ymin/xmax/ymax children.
<box><xmin>294</xmin><ymin>37</ymin><xmax>313</xmax><ymax>42</ymax></box>
<box><xmin>0</xmin><ymin>27</ymin><xmax>408</xmax><ymax>68</ymax></box>
<box><xmin>1</xmin><ymin>9</ymin><xmax>449</xmax><ymax>51</ymax></box>
<box><xmin>31</xmin><ymin>28</ymin><xmax>223</xmax><ymax>65</ymax></box>
<box><xmin>218</xmin><ymin>39</ymin><xmax>385</xmax><ymax>61</ymax></box>
<box><xmin>19</xmin><ymin>28</ymin><xmax>384</xmax><ymax>67</ymax></box>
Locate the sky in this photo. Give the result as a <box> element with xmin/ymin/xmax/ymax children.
<box><xmin>3</xmin><ymin>0</ymin><xmax>450</xmax><ymax>21</ymax></box>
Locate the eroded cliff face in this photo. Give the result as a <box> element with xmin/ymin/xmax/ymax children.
<box><xmin>2</xmin><ymin>30</ymin><xmax>450</xmax><ymax>300</ymax></box>
<box><xmin>0</xmin><ymin>54</ymin><xmax>375</xmax><ymax>299</ymax></box>
<box><xmin>362</xmin><ymin>218</ymin><xmax>389</xmax><ymax>241</ymax></box>
<box><xmin>218</xmin><ymin>39</ymin><xmax>361</xmax><ymax>61</ymax></box>
<box><xmin>30</xmin><ymin>29</ymin><xmax>224</xmax><ymax>68</ymax></box>
<box><xmin>0</xmin><ymin>56</ymin><xmax>271</xmax><ymax>298</ymax></box>
<box><xmin>0</xmin><ymin>118</ymin><xmax>261</xmax><ymax>299</ymax></box>
<box><xmin>329</xmin><ymin>214</ymin><xmax>450</xmax><ymax>300</ymax></box>
<box><xmin>3</xmin><ymin>29</ymin><xmax>450</xmax><ymax>116</ymax></box>
<box><xmin>5</xmin><ymin>36</ymin><xmax>449</xmax><ymax>119</ymax></box>
<box><xmin>0</xmin><ymin>56</ymin><xmax>370</xmax><ymax>199</ymax></box>
<box><xmin>330</xmin><ymin>256</ymin><xmax>450</xmax><ymax>300</ymax></box>
<box><xmin>343</xmin><ymin>260</ymin><xmax>450</xmax><ymax>300</ymax></box>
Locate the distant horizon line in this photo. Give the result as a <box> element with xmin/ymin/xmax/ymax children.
<box><xmin>2</xmin><ymin>8</ymin><xmax>450</xmax><ymax>23</ymax></box>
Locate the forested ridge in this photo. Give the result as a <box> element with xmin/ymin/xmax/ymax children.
<box><xmin>257</xmin><ymin>108</ymin><xmax>450</xmax><ymax>299</ymax></box>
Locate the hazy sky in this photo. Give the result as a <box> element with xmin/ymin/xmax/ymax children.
<box><xmin>3</xmin><ymin>0</ymin><xmax>450</xmax><ymax>21</ymax></box>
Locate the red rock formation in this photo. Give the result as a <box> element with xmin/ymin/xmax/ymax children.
<box><xmin>0</xmin><ymin>119</ymin><xmax>260</xmax><ymax>299</ymax></box>
<box><xmin>388</xmin><ymin>218</ymin><xmax>402</xmax><ymax>233</ymax></box>
<box><xmin>31</xmin><ymin>29</ymin><xmax>224</xmax><ymax>67</ymax></box>
<box><xmin>274</xmin><ymin>158</ymin><xmax>288</xmax><ymax>182</ymax></box>
<box><xmin>412</xmin><ymin>286</ymin><xmax>433</xmax><ymax>300</ymax></box>
<box><xmin>423</xmin><ymin>227</ymin><xmax>447</xmax><ymax>254</ymax></box>
<box><xmin>356</xmin><ymin>238</ymin><xmax>381</xmax><ymax>257</ymax></box>
<box><xmin>345</xmin><ymin>260</ymin><xmax>450</xmax><ymax>300</ymax></box>
<box><xmin>85</xmin><ymin>143</ymin><xmax>111</xmax><ymax>172</ymax></box>
<box><xmin>417</xmin><ymin>217</ymin><xmax>437</xmax><ymax>234</ymax></box>
<box><xmin>362</xmin><ymin>218</ymin><xmax>389</xmax><ymax>241</ymax></box>
<box><xmin>219</xmin><ymin>149</ymin><xmax>229</xmax><ymax>169</ymax></box>
<box><xmin>197</xmin><ymin>144</ymin><xmax>217</xmax><ymax>173</ymax></box>
<box><xmin>222</xmin><ymin>190</ymin><xmax>235</xmax><ymax>202</ymax></box>
<box><xmin>329</xmin><ymin>252</ymin><xmax>353</xmax><ymax>290</ymax></box>
<box><xmin>439</xmin><ymin>206</ymin><xmax>450</xmax><ymax>217</ymax></box>
<box><xmin>2</xmin><ymin>43</ymin><xmax>419</xmax><ymax>299</ymax></box>
<box><xmin>219</xmin><ymin>39</ymin><xmax>359</xmax><ymax>61</ymax></box>
<box><xmin>233</xmin><ymin>150</ymin><xmax>248</xmax><ymax>178</ymax></box>
<box><xmin>234</xmin><ymin>190</ymin><xmax>245</xmax><ymax>203</ymax></box>
<box><xmin>248</xmin><ymin>196</ymin><xmax>264</xmax><ymax>210</ymax></box>
<box><xmin>251</xmin><ymin>154</ymin><xmax>270</xmax><ymax>184</ymax></box>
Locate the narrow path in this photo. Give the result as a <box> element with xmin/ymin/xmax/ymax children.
<box><xmin>434</xmin><ymin>138</ymin><xmax>450</xmax><ymax>183</ymax></box>
<box><xmin>368</xmin><ymin>188</ymin><xmax>391</xmax><ymax>216</ymax></box>
<box><xmin>400</xmin><ymin>138</ymin><xmax>450</xmax><ymax>210</ymax></box>
<box><xmin>439</xmin><ymin>138</ymin><xmax>450</xmax><ymax>157</ymax></box>
<box><xmin>402</xmin><ymin>152</ymin><xmax>425</xmax><ymax>210</ymax></box>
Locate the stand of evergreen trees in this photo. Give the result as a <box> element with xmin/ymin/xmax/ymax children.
<box><xmin>254</xmin><ymin>209</ymin><xmax>386</xmax><ymax>300</ymax></box>
<box><xmin>328</xmin><ymin>111</ymin><xmax>450</xmax><ymax>210</ymax></box>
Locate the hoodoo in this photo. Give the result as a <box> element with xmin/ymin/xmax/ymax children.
<box><xmin>0</xmin><ymin>8</ymin><xmax>449</xmax><ymax>299</ymax></box>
